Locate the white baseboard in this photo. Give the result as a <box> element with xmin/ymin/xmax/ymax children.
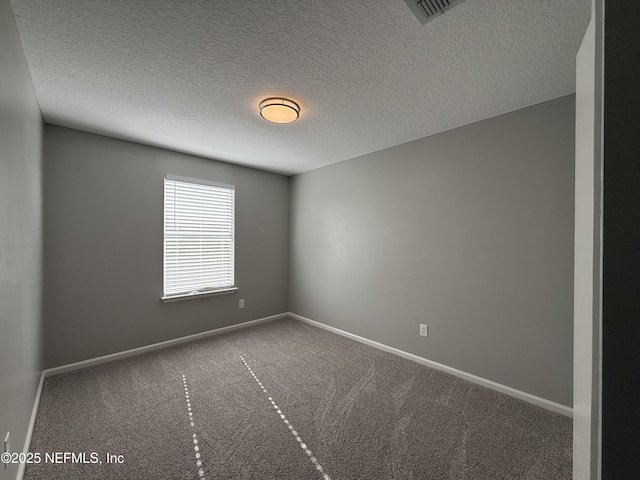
<box><xmin>17</xmin><ymin>371</ymin><xmax>45</xmax><ymax>480</ymax></box>
<box><xmin>18</xmin><ymin>313</ymin><xmax>286</xmax><ymax>479</ymax></box>
<box><xmin>288</xmin><ymin>312</ymin><xmax>573</xmax><ymax>418</ymax></box>
<box><xmin>17</xmin><ymin>310</ymin><xmax>570</xmax><ymax>480</ymax></box>
<box><xmin>44</xmin><ymin>313</ymin><xmax>287</xmax><ymax>378</ymax></box>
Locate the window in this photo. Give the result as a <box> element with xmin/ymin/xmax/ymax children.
<box><xmin>162</xmin><ymin>176</ymin><xmax>236</xmax><ymax>302</ymax></box>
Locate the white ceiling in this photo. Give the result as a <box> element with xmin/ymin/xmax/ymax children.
<box><xmin>11</xmin><ymin>0</ymin><xmax>590</xmax><ymax>175</ymax></box>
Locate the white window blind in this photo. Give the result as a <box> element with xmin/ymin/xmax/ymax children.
<box><xmin>163</xmin><ymin>176</ymin><xmax>235</xmax><ymax>298</ymax></box>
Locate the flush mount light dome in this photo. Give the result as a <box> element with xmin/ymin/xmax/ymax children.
<box><xmin>259</xmin><ymin>97</ymin><xmax>300</xmax><ymax>124</ymax></box>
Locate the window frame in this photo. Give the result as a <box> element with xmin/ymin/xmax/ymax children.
<box><xmin>161</xmin><ymin>175</ymin><xmax>237</xmax><ymax>303</ymax></box>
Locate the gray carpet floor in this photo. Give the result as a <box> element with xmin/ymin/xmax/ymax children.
<box><xmin>25</xmin><ymin>317</ymin><xmax>572</xmax><ymax>479</ymax></box>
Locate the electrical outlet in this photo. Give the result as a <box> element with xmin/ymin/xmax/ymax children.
<box><xmin>3</xmin><ymin>432</ymin><xmax>9</xmax><ymax>469</ymax></box>
<box><xmin>239</xmin><ymin>299</ymin><xmax>245</xmax><ymax>309</ymax></box>
<box><xmin>419</xmin><ymin>324</ymin><xmax>429</xmax><ymax>337</ymax></box>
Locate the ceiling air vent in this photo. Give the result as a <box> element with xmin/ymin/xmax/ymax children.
<box><xmin>403</xmin><ymin>0</ymin><xmax>466</xmax><ymax>25</ymax></box>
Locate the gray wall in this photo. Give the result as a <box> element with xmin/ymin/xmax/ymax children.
<box><xmin>0</xmin><ymin>1</ymin><xmax>43</xmax><ymax>478</ymax></box>
<box><xmin>44</xmin><ymin>125</ymin><xmax>289</xmax><ymax>368</ymax></box>
<box><xmin>290</xmin><ymin>96</ymin><xmax>575</xmax><ymax>406</ymax></box>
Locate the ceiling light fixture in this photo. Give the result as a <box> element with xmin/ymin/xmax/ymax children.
<box><xmin>259</xmin><ymin>97</ymin><xmax>300</xmax><ymax>124</ymax></box>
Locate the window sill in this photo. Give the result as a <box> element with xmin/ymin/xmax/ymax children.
<box><xmin>161</xmin><ymin>287</ymin><xmax>238</xmax><ymax>304</ymax></box>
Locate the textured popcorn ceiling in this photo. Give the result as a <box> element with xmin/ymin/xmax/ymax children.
<box><xmin>11</xmin><ymin>0</ymin><xmax>590</xmax><ymax>175</ymax></box>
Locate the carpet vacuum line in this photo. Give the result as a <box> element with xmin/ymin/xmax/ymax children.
<box><xmin>240</xmin><ymin>355</ymin><xmax>331</xmax><ymax>480</ymax></box>
<box><xmin>182</xmin><ymin>374</ymin><xmax>208</xmax><ymax>479</ymax></box>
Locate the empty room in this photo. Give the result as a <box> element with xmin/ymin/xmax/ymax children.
<box><xmin>2</xmin><ymin>0</ymin><xmax>638</xmax><ymax>479</ymax></box>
